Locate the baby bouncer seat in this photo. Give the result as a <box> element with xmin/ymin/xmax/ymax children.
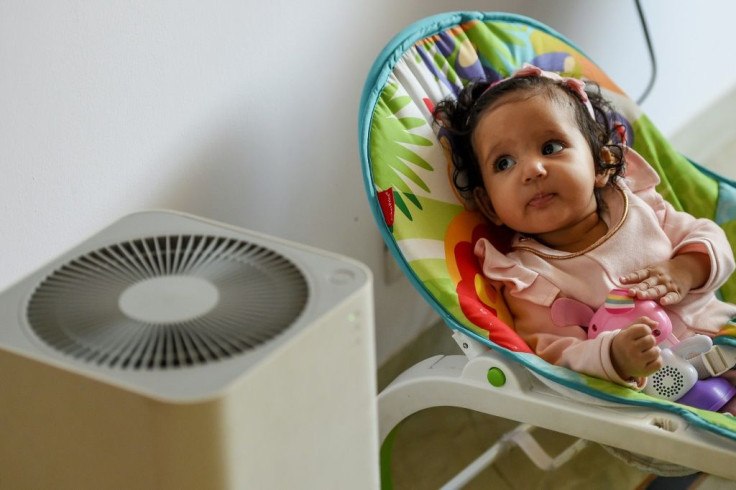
<box><xmin>359</xmin><ymin>11</ymin><xmax>736</xmax><ymax>484</ymax></box>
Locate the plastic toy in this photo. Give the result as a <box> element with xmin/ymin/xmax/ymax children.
<box><xmin>551</xmin><ymin>288</ymin><xmax>677</xmax><ymax>346</ymax></box>
<box><xmin>644</xmin><ymin>334</ymin><xmax>736</xmax><ymax>411</ymax></box>
<box><xmin>643</xmin><ymin>335</ymin><xmax>710</xmax><ymax>401</ymax></box>
<box><xmin>552</xmin><ymin>288</ymin><xmax>736</xmax><ymax>411</ymax></box>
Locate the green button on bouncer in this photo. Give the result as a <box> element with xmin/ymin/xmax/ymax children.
<box><xmin>487</xmin><ymin>367</ymin><xmax>506</xmax><ymax>387</ymax></box>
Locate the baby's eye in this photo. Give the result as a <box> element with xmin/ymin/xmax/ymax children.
<box><xmin>494</xmin><ymin>156</ymin><xmax>516</xmax><ymax>172</ymax></box>
<box><xmin>542</xmin><ymin>141</ymin><xmax>564</xmax><ymax>155</ymax></box>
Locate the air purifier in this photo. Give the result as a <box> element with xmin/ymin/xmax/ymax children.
<box><xmin>0</xmin><ymin>210</ymin><xmax>378</xmax><ymax>489</ymax></box>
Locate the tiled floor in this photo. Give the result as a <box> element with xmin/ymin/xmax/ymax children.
<box><xmin>384</xmin><ymin>406</ymin><xmax>651</xmax><ymax>489</ymax></box>
<box><xmin>377</xmin><ymin>324</ymin><xmax>651</xmax><ymax>489</ymax></box>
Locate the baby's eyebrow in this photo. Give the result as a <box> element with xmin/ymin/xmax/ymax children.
<box><xmin>480</xmin><ymin>137</ymin><xmax>514</xmax><ymax>160</ymax></box>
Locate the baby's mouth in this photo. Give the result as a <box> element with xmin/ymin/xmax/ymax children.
<box><xmin>528</xmin><ymin>192</ymin><xmax>555</xmax><ymax>207</ymax></box>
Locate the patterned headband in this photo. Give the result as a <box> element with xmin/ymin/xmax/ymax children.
<box><xmin>483</xmin><ymin>63</ymin><xmax>595</xmax><ymax>119</ymax></box>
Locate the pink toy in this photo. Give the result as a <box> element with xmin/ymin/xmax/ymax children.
<box><xmin>551</xmin><ymin>288</ymin><xmax>678</xmax><ymax>347</ymax></box>
<box><xmin>552</xmin><ymin>289</ymin><xmax>735</xmax><ymax>410</ymax></box>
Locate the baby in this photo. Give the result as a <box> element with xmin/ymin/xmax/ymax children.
<box><xmin>433</xmin><ymin>64</ymin><xmax>736</xmax><ymax>400</ymax></box>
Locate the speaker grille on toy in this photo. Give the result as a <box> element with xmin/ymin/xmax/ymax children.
<box><xmin>26</xmin><ymin>235</ymin><xmax>309</xmax><ymax>370</ymax></box>
<box><xmin>650</xmin><ymin>366</ymin><xmax>686</xmax><ymax>399</ymax></box>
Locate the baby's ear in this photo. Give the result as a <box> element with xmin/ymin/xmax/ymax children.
<box><xmin>595</xmin><ymin>147</ymin><xmax>617</xmax><ymax>188</ymax></box>
<box><xmin>473</xmin><ymin>187</ymin><xmax>503</xmax><ymax>225</ymax></box>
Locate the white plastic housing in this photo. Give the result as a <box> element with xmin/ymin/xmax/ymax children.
<box><xmin>0</xmin><ymin>210</ymin><xmax>378</xmax><ymax>489</ymax></box>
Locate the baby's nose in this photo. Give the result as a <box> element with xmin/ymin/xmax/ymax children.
<box><xmin>522</xmin><ymin>160</ymin><xmax>547</xmax><ymax>183</ymax></box>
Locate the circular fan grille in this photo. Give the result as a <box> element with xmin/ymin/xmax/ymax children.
<box><xmin>26</xmin><ymin>235</ymin><xmax>309</xmax><ymax>370</ymax></box>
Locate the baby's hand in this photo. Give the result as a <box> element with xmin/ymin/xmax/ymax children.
<box><xmin>610</xmin><ymin>317</ymin><xmax>662</xmax><ymax>380</ymax></box>
<box><xmin>619</xmin><ymin>253</ymin><xmax>710</xmax><ymax>306</ymax></box>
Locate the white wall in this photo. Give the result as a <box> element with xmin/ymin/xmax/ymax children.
<box><xmin>2</xmin><ymin>0</ymin><xmax>736</xmax><ymax>366</ymax></box>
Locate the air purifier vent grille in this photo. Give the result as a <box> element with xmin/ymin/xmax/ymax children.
<box><xmin>26</xmin><ymin>235</ymin><xmax>309</xmax><ymax>370</ymax></box>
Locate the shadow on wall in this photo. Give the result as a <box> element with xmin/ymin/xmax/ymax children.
<box><xmin>149</xmin><ymin>105</ymin><xmax>314</xmax><ymax>238</ymax></box>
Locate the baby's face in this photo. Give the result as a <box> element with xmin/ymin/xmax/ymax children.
<box><xmin>471</xmin><ymin>92</ymin><xmax>607</xmax><ymax>247</ymax></box>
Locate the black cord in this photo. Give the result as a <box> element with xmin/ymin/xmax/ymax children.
<box><xmin>635</xmin><ymin>0</ymin><xmax>657</xmax><ymax>104</ymax></box>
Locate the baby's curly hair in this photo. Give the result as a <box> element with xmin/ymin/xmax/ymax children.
<box><xmin>433</xmin><ymin>75</ymin><xmax>626</xmax><ymax>205</ymax></box>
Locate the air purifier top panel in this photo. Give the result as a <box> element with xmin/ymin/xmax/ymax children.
<box><xmin>26</xmin><ymin>234</ymin><xmax>309</xmax><ymax>370</ymax></box>
<box><xmin>0</xmin><ymin>211</ymin><xmax>371</xmax><ymax>402</ymax></box>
